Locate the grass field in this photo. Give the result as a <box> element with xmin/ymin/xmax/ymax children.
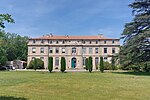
<box><xmin>0</xmin><ymin>71</ymin><xmax>150</xmax><ymax>100</ymax></box>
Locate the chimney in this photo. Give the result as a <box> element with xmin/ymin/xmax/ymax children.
<box><xmin>98</xmin><ymin>34</ymin><xmax>104</xmax><ymax>38</ymax></box>
<box><xmin>66</xmin><ymin>35</ymin><xmax>69</xmax><ymax>38</ymax></box>
<box><xmin>49</xmin><ymin>33</ymin><xmax>53</xmax><ymax>37</ymax></box>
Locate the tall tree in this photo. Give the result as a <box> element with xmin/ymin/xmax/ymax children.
<box><xmin>88</xmin><ymin>57</ymin><xmax>93</xmax><ymax>73</ymax></box>
<box><xmin>48</xmin><ymin>57</ymin><xmax>53</xmax><ymax>72</ymax></box>
<box><xmin>0</xmin><ymin>14</ymin><xmax>14</xmax><ymax>46</ymax></box>
<box><xmin>100</xmin><ymin>57</ymin><xmax>104</xmax><ymax>73</ymax></box>
<box><xmin>3</xmin><ymin>33</ymin><xmax>28</xmax><ymax>61</ymax></box>
<box><xmin>120</xmin><ymin>0</ymin><xmax>150</xmax><ymax>71</ymax></box>
<box><xmin>0</xmin><ymin>13</ymin><xmax>14</xmax><ymax>66</ymax></box>
<box><xmin>61</xmin><ymin>57</ymin><xmax>66</xmax><ymax>72</ymax></box>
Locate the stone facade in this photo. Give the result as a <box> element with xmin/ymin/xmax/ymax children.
<box><xmin>27</xmin><ymin>34</ymin><xmax>120</xmax><ymax>69</ymax></box>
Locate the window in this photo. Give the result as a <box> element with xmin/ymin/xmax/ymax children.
<box><xmin>89</xmin><ymin>48</ymin><xmax>93</xmax><ymax>54</ymax></box>
<box><xmin>55</xmin><ymin>57</ymin><xmax>59</xmax><ymax>66</ymax></box>
<box><xmin>33</xmin><ymin>40</ymin><xmax>36</xmax><ymax>44</ymax></box>
<box><xmin>104</xmin><ymin>40</ymin><xmax>107</xmax><ymax>44</ymax></box>
<box><xmin>96</xmin><ymin>41</ymin><xmax>98</xmax><ymax>44</ymax></box>
<box><xmin>49</xmin><ymin>40</ymin><xmax>52</xmax><ymax>44</ymax></box>
<box><xmin>82</xmin><ymin>48</ymin><xmax>86</xmax><ymax>54</ymax></box>
<box><xmin>40</xmin><ymin>57</ymin><xmax>44</xmax><ymax>60</ymax></box>
<box><xmin>95</xmin><ymin>48</ymin><xmax>99</xmax><ymax>54</ymax></box>
<box><xmin>95</xmin><ymin>57</ymin><xmax>99</xmax><ymax>66</ymax></box>
<box><xmin>40</xmin><ymin>48</ymin><xmax>44</xmax><ymax>53</ymax></box>
<box><xmin>32</xmin><ymin>57</ymin><xmax>35</xmax><ymax>60</ymax></box>
<box><xmin>32</xmin><ymin>48</ymin><xmax>36</xmax><ymax>53</ymax></box>
<box><xmin>82</xmin><ymin>41</ymin><xmax>85</xmax><ymax>44</ymax></box>
<box><xmin>72</xmin><ymin>47</ymin><xmax>76</xmax><ymax>53</ymax></box>
<box><xmin>56</xmin><ymin>41</ymin><xmax>59</xmax><ymax>44</ymax></box>
<box><xmin>112</xmin><ymin>40</ymin><xmax>115</xmax><ymax>44</ymax></box>
<box><xmin>62</xmin><ymin>41</ymin><xmax>65</xmax><ymax>44</ymax></box>
<box><xmin>41</xmin><ymin>40</ymin><xmax>44</xmax><ymax>43</ymax></box>
<box><xmin>104</xmin><ymin>48</ymin><xmax>107</xmax><ymax>53</ymax></box>
<box><xmin>83</xmin><ymin>57</ymin><xmax>86</xmax><ymax>66</ymax></box>
<box><xmin>104</xmin><ymin>57</ymin><xmax>108</xmax><ymax>61</ymax></box>
<box><xmin>56</xmin><ymin>48</ymin><xmax>59</xmax><ymax>53</ymax></box>
<box><xmin>112</xmin><ymin>48</ymin><xmax>115</xmax><ymax>54</ymax></box>
<box><xmin>89</xmin><ymin>41</ymin><xmax>91</xmax><ymax>44</ymax></box>
<box><xmin>62</xmin><ymin>48</ymin><xmax>65</xmax><ymax>53</ymax></box>
<box><xmin>49</xmin><ymin>48</ymin><xmax>53</xmax><ymax>53</ymax></box>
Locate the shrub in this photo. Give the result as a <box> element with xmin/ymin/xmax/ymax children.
<box><xmin>111</xmin><ymin>56</ymin><xmax>116</xmax><ymax>70</ymax></box>
<box><xmin>27</xmin><ymin>58</ymin><xmax>44</xmax><ymax>69</ymax></box>
<box><xmin>143</xmin><ymin>62</ymin><xmax>150</xmax><ymax>72</ymax></box>
<box><xmin>48</xmin><ymin>57</ymin><xmax>53</xmax><ymax>72</ymax></box>
<box><xmin>61</xmin><ymin>57</ymin><xmax>66</xmax><ymax>72</ymax></box>
<box><xmin>88</xmin><ymin>57</ymin><xmax>93</xmax><ymax>73</ymax></box>
<box><xmin>85</xmin><ymin>58</ymin><xmax>89</xmax><ymax>70</ymax></box>
<box><xmin>104</xmin><ymin>61</ymin><xmax>112</xmax><ymax>70</ymax></box>
<box><xmin>100</xmin><ymin>57</ymin><xmax>104</xmax><ymax>72</ymax></box>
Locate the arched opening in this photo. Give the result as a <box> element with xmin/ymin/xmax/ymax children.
<box><xmin>71</xmin><ymin>58</ymin><xmax>77</xmax><ymax>68</ymax></box>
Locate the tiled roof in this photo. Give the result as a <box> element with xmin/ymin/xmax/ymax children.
<box><xmin>30</xmin><ymin>35</ymin><xmax>119</xmax><ymax>40</ymax></box>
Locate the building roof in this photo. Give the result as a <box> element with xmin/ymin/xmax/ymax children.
<box><xmin>29</xmin><ymin>34</ymin><xmax>119</xmax><ymax>40</ymax></box>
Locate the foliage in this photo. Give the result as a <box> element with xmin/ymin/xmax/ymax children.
<box><xmin>120</xmin><ymin>0</ymin><xmax>150</xmax><ymax>71</ymax></box>
<box><xmin>111</xmin><ymin>56</ymin><xmax>116</xmax><ymax>70</ymax></box>
<box><xmin>48</xmin><ymin>57</ymin><xmax>53</xmax><ymax>72</ymax></box>
<box><xmin>27</xmin><ymin>58</ymin><xmax>44</xmax><ymax>69</ymax></box>
<box><xmin>61</xmin><ymin>57</ymin><xmax>66</xmax><ymax>72</ymax></box>
<box><xmin>0</xmin><ymin>46</ymin><xmax>7</xmax><ymax>65</ymax></box>
<box><xmin>88</xmin><ymin>57</ymin><xmax>93</xmax><ymax>72</ymax></box>
<box><xmin>0</xmin><ymin>13</ymin><xmax>14</xmax><ymax>29</ymax></box>
<box><xmin>3</xmin><ymin>33</ymin><xmax>28</xmax><ymax>61</ymax></box>
<box><xmin>100</xmin><ymin>57</ymin><xmax>104</xmax><ymax>72</ymax></box>
<box><xmin>85</xmin><ymin>58</ymin><xmax>89</xmax><ymax>70</ymax></box>
<box><xmin>103</xmin><ymin>61</ymin><xmax>112</xmax><ymax>70</ymax></box>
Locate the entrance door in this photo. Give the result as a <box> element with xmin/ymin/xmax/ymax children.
<box><xmin>71</xmin><ymin>58</ymin><xmax>76</xmax><ymax>68</ymax></box>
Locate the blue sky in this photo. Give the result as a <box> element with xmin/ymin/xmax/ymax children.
<box><xmin>0</xmin><ymin>0</ymin><xmax>133</xmax><ymax>38</ymax></box>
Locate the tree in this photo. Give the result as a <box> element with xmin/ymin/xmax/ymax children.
<box><xmin>3</xmin><ymin>33</ymin><xmax>28</xmax><ymax>61</ymax></box>
<box><xmin>111</xmin><ymin>56</ymin><xmax>115</xmax><ymax>70</ymax></box>
<box><xmin>27</xmin><ymin>58</ymin><xmax>44</xmax><ymax>69</ymax></box>
<box><xmin>61</xmin><ymin>57</ymin><xmax>66</xmax><ymax>72</ymax></box>
<box><xmin>85</xmin><ymin>58</ymin><xmax>89</xmax><ymax>70</ymax></box>
<box><xmin>33</xmin><ymin>58</ymin><xmax>38</xmax><ymax>70</ymax></box>
<box><xmin>48</xmin><ymin>57</ymin><xmax>53</xmax><ymax>72</ymax></box>
<box><xmin>120</xmin><ymin>0</ymin><xmax>150</xmax><ymax>71</ymax></box>
<box><xmin>0</xmin><ymin>47</ymin><xmax>7</xmax><ymax>65</ymax></box>
<box><xmin>104</xmin><ymin>61</ymin><xmax>112</xmax><ymax>70</ymax></box>
<box><xmin>100</xmin><ymin>57</ymin><xmax>104</xmax><ymax>72</ymax></box>
<box><xmin>88</xmin><ymin>57</ymin><xmax>93</xmax><ymax>73</ymax></box>
<box><xmin>0</xmin><ymin>13</ymin><xmax>14</xmax><ymax>29</ymax></box>
<box><xmin>0</xmin><ymin>13</ymin><xmax>14</xmax><ymax>65</ymax></box>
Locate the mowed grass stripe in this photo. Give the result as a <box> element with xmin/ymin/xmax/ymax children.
<box><xmin>0</xmin><ymin>71</ymin><xmax>150</xmax><ymax>100</ymax></box>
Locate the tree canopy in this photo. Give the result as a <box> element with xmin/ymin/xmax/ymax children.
<box><xmin>0</xmin><ymin>13</ymin><xmax>28</xmax><ymax>66</ymax></box>
<box><xmin>120</xmin><ymin>0</ymin><xmax>150</xmax><ymax>71</ymax></box>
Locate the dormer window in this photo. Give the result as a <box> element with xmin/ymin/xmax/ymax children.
<box><xmin>96</xmin><ymin>41</ymin><xmax>98</xmax><ymax>44</ymax></box>
<box><xmin>62</xmin><ymin>41</ymin><xmax>65</xmax><ymax>44</ymax></box>
<box><xmin>33</xmin><ymin>40</ymin><xmax>36</xmax><ymax>44</ymax></box>
<box><xmin>112</xmin><ymin>40</ymin><xmax>115</xmax><ymax>44</ymax></box>
<box><xmin>41</xmin><ymin>40</ymin><xmax>44</xmax><ymax>43</ymax></box>
<box><xmin>89</xmin><ymin>41</ymin><xmax>91</xmax><ymax>44</ymax></box>
<box><xmin>82</xmin><ymin>41</ymin><xmax>85</xmax><ymax>44</ymax></box>
<box><xmin>49</xmin><ymin>40</ymin><xmax>52</xmax><ymax>44</ymax></box>
<box><xmin>56</xmin><ymin>41</ymin><xmax>59</xmax><ymax>44</ymax></box>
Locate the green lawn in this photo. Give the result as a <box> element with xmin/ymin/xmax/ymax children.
<box><xmin>0</xmin><ymin>71</ymin><xmax>150</xmax><ymax>100</ymax></box>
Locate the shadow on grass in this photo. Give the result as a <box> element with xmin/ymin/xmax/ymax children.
<box><xmin>112</xmin><ymin>71</ymin><xmax>150</xmax><ymax>76</ymax></box>
<box><xmin>0</xmin><ymin>96</ymin><xmax>27</xmax><ymax>100</ymax></box>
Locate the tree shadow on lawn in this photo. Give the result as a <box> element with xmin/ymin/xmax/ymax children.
<box><xmin>0</xmin><ymin>96</ymin><xmax>28</xmax><ymax>100</ymax></box>
<box><xmin>112</xmin><ymin>71</ymin><xmax>150</xmax><ymax>76</ymax></box>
